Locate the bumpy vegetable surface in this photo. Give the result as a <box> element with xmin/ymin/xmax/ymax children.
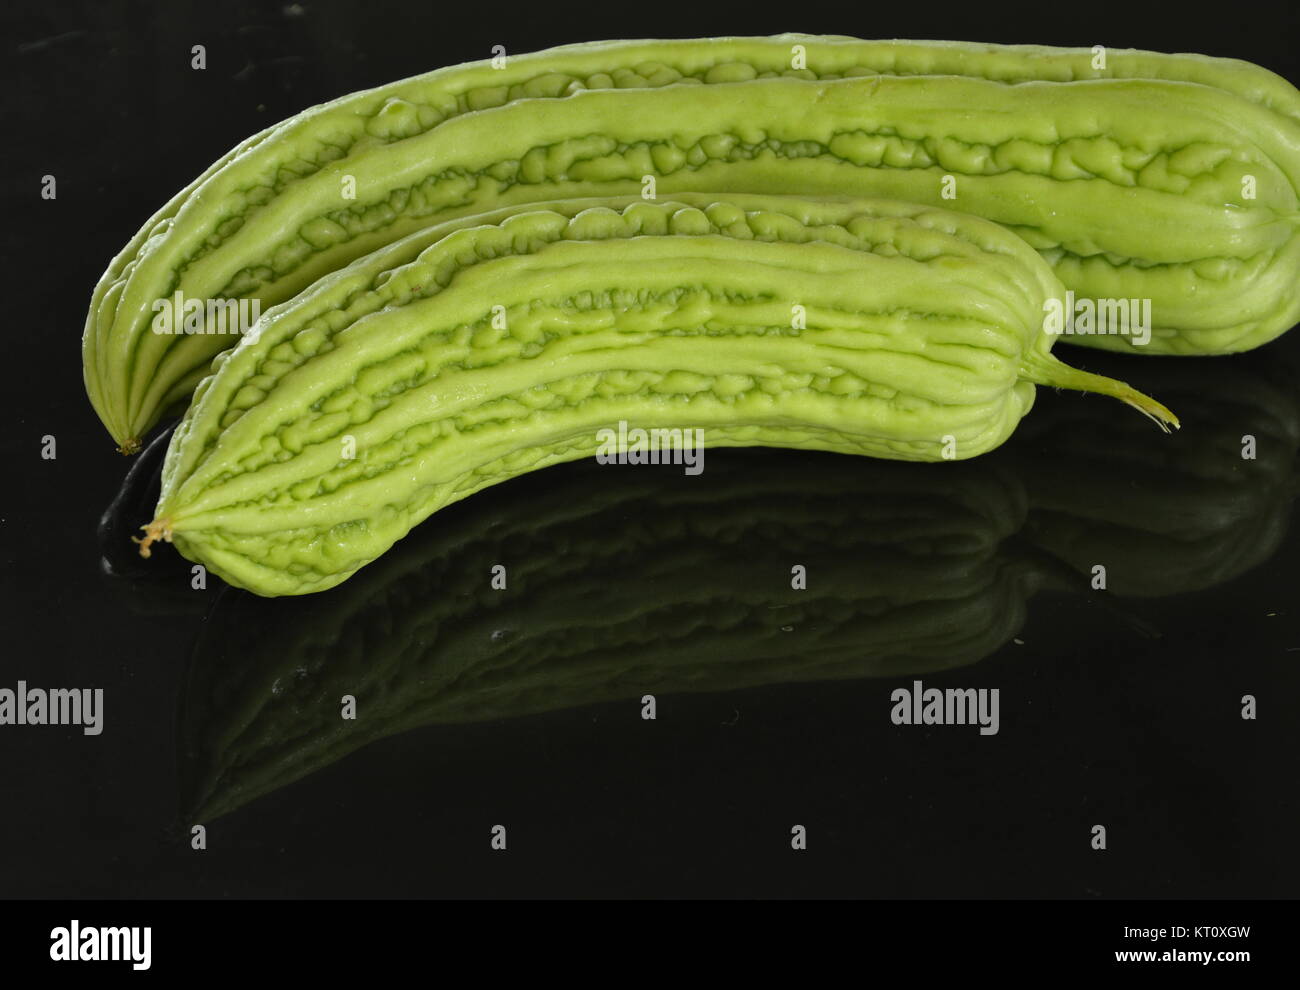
<box><xmin>83</xmin><ymin>34</ymin><xmax>1300</xmax><ymax>450</ymax></box>
<box><xmin>139</xmin><ymin>194</ymin><xmax>1173</xmax><ymax>596</ymax></box>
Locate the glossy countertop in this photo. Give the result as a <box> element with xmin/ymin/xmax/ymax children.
<box><xmin>1</xmin><ymin>1</ymin><xmax>1297</xmax><ymax>898</ymax></box>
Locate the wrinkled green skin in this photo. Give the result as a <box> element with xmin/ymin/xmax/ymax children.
<box><xmin>83</xmin><ymin>34</ymin><xmax>1300</xmax><ymax>449</ymax></box>
<box><xmin>151</xmin><ymin>193</ymin><xmax>1169</xmax><ymax>596</ymax></box>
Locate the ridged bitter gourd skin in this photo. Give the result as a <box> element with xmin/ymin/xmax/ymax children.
<box><xmin>139</xmin><ymin>194</ymin><xmax>1174</xmax><ymax>596</ymax></box>
<box><xmin>83</xmin><ymin>34</ymin><xmax>1300</xmax><ymax>450</ymax></box>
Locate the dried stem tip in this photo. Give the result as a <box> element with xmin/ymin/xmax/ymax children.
<box><xmin>134</xmin><ymin>518</ymin><xmax>174</xmax><ymax>559</ymax></box>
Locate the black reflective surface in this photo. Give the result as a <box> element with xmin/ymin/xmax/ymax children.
<box><xmin>2</xmin><ymin>1</ymin><xmax>1297</xmax><ymax>898</ymax></box>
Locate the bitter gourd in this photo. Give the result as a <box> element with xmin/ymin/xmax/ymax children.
<box><xmin>107</xmin><ymin>333</ymin><xmax>1294</xmax><ymax>612</ymax></box>
<box><xmin>139</xmin><ymin>193</ymin><xmax>1174</xmax><ymax>596</ymax></box>
<box><xmin>83</xmin><ymin>34</ymin><xmax>1300</xmax><ymax>451</ymax></box>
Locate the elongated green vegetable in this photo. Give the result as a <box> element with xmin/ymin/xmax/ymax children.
<box><xmin>106</xmin><ymin>332</ymin><xmax>1297</xmax><ymax>613</ymax></box>
<box><xmin>83</xmin><ymin>34</ymin><xmax>1300</xmax><ymax>451</ymax></box>
<box><xmin>138</xmin><ymin>194</ymin><xmax>1174</xmax><ymax>596</ymax></box>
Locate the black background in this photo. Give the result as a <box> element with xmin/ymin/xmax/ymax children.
<box><xmin>1</xmin><ymin>0</ymin><xmax>1297</xmax><ymax>904</ymax></box>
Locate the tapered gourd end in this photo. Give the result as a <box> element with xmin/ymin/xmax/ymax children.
<box><xmin>96</xmin><ymin>394</ymin><xmax>143</xmax><ymax>454</ymax></box>
<box><xmin>1022</xmin><ymin>352</ymin><xmax>1180</xmax><ymax>433</ymax></box>
<box><xmin>134</xmin><ymin>518</ymin><xmax>174</xmax><ymax>559</ymax></box>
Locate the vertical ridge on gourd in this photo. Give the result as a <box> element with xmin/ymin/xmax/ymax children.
<box><xmin>82</xmin><ymin>35</ymin><xmax>1300</xmax><ymax>450</ymax></box>
<box><xmin>137</xmin><ymin>194</ymin><xmax>1175</xmax><ymax>597</ymax></box>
